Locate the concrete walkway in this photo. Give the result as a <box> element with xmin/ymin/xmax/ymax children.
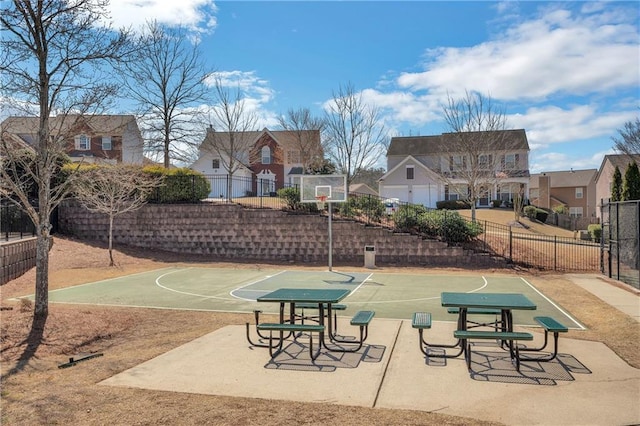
<box><xmin>101</xmin><ymin>274</ymin><xmax>640</xmax><ymax>425</ymax></box>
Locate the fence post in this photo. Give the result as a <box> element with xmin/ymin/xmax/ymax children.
<box><xmin>509</xmin><ymin>226</ymin><xmax>512</xmax><ymax>263</ymax></box>
<box><xmin>554</xmin><ymin>235</ymin><xmax>557</xmax><ymax>270</ymax></box>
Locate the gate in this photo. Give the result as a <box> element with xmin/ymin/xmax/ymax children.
<box><xmin>602</xmin><ymin>199</ymin><xmax>640</xmax><ymax>289</ymax></box>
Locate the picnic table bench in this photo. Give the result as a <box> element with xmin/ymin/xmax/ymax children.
<box><xmin>256</xmin><ymin>323</ymin><xmax>325</xmax><ymax>360</ymax></box>
<box><xmin>519</xmin><ymin>316</ymin><xmax>568</xmax><ymax>362</ymax></box>
<box><xmin>454</xmin><ymin>329</ymin><xmax>534</xmax><ymax>371</ymax></box>
<box><xmin>327</xmin><ymin>310</ymin><xmax>375</xmax><ymax>352</ymax></box>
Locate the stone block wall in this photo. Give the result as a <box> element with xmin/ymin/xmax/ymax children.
<box><xmin>58</xmin><ymin>201</ymin><xmax>505</xmax><ymax>267</ymax></box>
<box><xmin>0</xmin><ymin>237</ymin><xmax>37</xmax><ymax>285</ymax></box>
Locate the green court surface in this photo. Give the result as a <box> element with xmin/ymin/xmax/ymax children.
<box><xmin>17</xmin><ymin>267</ymin><xmax>584</xmax><ymax>328</ymax></box>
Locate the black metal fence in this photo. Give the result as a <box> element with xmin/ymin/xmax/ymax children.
<box><xmin>1</xmin><ymin>199</ymin><xmax>36</xmax><ymax>241</ymax></box>
<box><xmin>602</xmin><ymin>199</ymin><xmax>639</xmax><ymax>289</ymax></box>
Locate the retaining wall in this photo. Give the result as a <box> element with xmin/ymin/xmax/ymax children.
<box><xmin>58</xmin><ymin>201</ymin><xmax>505</xmax><ymax>267</ymax></box>
<box><xmin>0</xmin><ymin>237</ymin><xmax>37</xmax><ymax>285</ymax></box>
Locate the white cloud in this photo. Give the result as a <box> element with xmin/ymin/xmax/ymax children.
<box><xmin>530</xmin><ymin>148</ymin><xmax>614</xmax><ymax>173</ymax></box>
<box><xmin>107</xmin><ymin>0</ymin><xmax>217</xmax><ymax>32</ymax></box>
<box><xmin>397</xmin><ymin>5</ymin><xmax>639</xmax><ymax>101</ymax></box>
<box><xmin>508</xmin><ymin>105</ymin><xmax>636</xmax><ymax>147</ymax></box>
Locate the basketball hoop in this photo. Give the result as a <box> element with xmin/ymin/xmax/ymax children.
<box><xmin>315</xmin><ymin>195</ymin><xmax>328</xmax><ymax>211</ymax></box>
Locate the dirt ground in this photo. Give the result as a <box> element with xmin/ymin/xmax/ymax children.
<box><xmin>1</xmin><ymin>236</ymin><xmax>638</xmax><ymax>425</ymax></box>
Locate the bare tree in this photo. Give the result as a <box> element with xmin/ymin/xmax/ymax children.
<box><xmin>202</xmin><ymin>75</ymin><xmax>258</xmax><ymax>201</ymax></box>
<box><xmin>277</xmin><ymin>107</ymin><xmax>325</xmax><ymax>172</ymax></box>
<box><xmin>73</xmin><ymin>165</ymin><xmax>161</xmax><ymax>266</ymax></box>
<box><xmin>123</xmin><ymin>21</ymin><xmax>211</xmax><ymax>168</ymax></box>
<box><xmin>323</xmin><ymin>82</ymin><xmax>388</xmax><ymax>186</ymax></box>
<box><xmin>441</xmin><ymin>91</ymin><xmax>512</xmax><ymax>222</ymax></box>
<box><xmin>612</xmin><ymin>117</ymin><xmax>640</xmax><ymax>157</ymax></box>
<box><xmin>0</xmin><ymin>0</ymin><xmax>131</xmax><ymax>320</ymax></box>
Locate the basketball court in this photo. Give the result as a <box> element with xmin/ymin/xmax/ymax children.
<box><xmin>29</xmin><ymin>267</ymin><xmax>583</xmax><ymax>329</ymax></box>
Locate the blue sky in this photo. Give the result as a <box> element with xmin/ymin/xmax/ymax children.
<box><xmin>69</xmin><ymin>1</ymin><xmax>640</xmax><ymax>172</ymax></box>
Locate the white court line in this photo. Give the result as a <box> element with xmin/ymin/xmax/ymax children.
<box><xmin>47</xmin><ymin>300</ymin><xmax>255</xmax><ymax>314</ymax></box>
<box><xmin>9</xmin><ymin>267</ymin><xmax>175</xmax><ymax>300</ymax></box>
<box><xmin>520</xmin><ymin>277</ymin><xmax>586</xmax><ymax>330</ymax></box>
<box><xmin>155</xmin><ymin>268</ymin><xmax>236</xmax><ymax>301</ymax></box>
<box><xmin>344</xmin><ymin>275</ymin><xmax>488</xmax><ymax>304</ymax></box>
<box><xmin>229</xmin><ymin>270</ymin><xmax>288</xmax><ymax>301</ymax></box>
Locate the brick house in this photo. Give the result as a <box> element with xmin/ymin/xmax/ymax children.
<box><xmin>595</xmin><ymin>154</ymin><xmax>640</xmax><ymax>219</ymax></box>
<box><xmin>529</xmin><ymin>169</ymin><xmax>598</xmax><ymax>218</ymax></box>
<box><xmin>378</xmin><ymin>129</ymin><xmax>530</xmax><ymax>208</ymax></box>
<box><xmin>1</xmin><ymin>115</ymin><xmax>144</xmax><ymax>164</ymax></box>
<box><xmin>191</xmin><ymin>127</ymin><xmax>323</xmax><ymax>198</ymax></box>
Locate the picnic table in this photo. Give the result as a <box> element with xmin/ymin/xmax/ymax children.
<box><xmin>441</xmin><ymin>292</ymin><xmax>537</xmax><ymax>371</ymax></box>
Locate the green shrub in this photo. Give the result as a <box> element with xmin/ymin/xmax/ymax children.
<box><xmin>491</xmin><ymin>199</ymin><xmax>502</xmax><ymax>208</ymax></box>
<box><xmin>535</xmin><ymin>209</ymin><xmax>549</xmax><ymax>222</ymax></box>
<box><xmin>588</xmin><ymin>224</ymin><xmax>602</xmax><ymax>242</ymax></box>
<box><xmin>393</xmin><ymin>204</ymin><xmax>427</xmax><ymax>231</ymax></box>
<box><xmin>523</xmin><ymin>205</ymin><xmax>537</xmax><ymax>220</ymax></box>
<box><xmin>143</xmin><ymin>166</ymin><xmax>210</xmax><ymax>203</ymax></box>
<box><xmin>416</xmin><ymin>210</ymin><xmax>483</xmax><ymax>243</ymax></box>
<box><xmin>352</xmin><ymin>195</ymin><xmax>385</xmax><ymax>221</ymax></box>
<box><xmin>436</xmin><ymin>200</ymin><xmax>471</xmax><ymax>210</ymax></box>
<box><xmin>553</xmin><ymin>204</ymin><xmax>569</xmax><ymax>215</ymax></box>
<box><xmin>277</xmin><ymin>187</ymin><xmax>301</xmax><ymax>210</ymax></box>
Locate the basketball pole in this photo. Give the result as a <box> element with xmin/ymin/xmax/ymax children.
<box><xmin>328</xmin><ymin>201</ymin><xmax>333</xmax><ymax>271</ymax></box>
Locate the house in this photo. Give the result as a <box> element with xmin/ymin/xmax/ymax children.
<box><xmin>349</xmin><ymin>183</ymin><xmax>378</xmax><ymax>197</ymax></box>
<box><xmin>595</xmin><ymin>154</ymin><xmax>640</xmax><ymax>219</ymax></box>
<box><xmin>191</xmin><ymin>127</ymin><xmax>322</xmax><ymax>198</ymax></box>
<box><xmin>378</xmin><ymin>129</ymin><xmax>530</xmax><ymax>208</ymax></box>
<box><xmin>1</xmin><ymin>115</ymin><xmax>144</xmax><ymax>164</ymax></box>
<box><xmin>529</xmin><ymin>169</ymin><xmax>597</xmax><ymax>218</ymax></box>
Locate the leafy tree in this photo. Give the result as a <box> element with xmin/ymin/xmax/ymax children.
<box><xmin>72</xmin><ymin>165</ymin><xmax>162</xmax><ymax>266</ymax></box>
<box><xmin>0</xmin><ymin>0</ymin><xmax>131</xmax><ymax>321</ymax></box>
<box><xmin>622</xmin><ymin>162</ymin><xmax>640</xmax><ymax>201</ymax></box>
<box><xmin>612</xmin><ymin>117</ymin><xmax>640</xmax><ymax>157</ymax></box>
<box><xmin>352</xmin><ymin>166</ymin><xmax>386</xmax><ymax>192</ymax></box>
<box><xmin>611</xmin><ymin>166</ymin><xmax>622</xmax><ymax>202</ymax></box>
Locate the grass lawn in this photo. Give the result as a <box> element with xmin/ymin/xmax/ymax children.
<box><xmin>458</xmin><ymin>208</ymin><xmax>578</xmax><ymax>238</ymax></box>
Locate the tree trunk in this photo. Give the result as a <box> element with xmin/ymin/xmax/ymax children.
<box><xmin>34</xmin><ymin>220</ymin><xmax>50</xmax><ymax>320</ymax></box>
<box><xmin>108</xmin><ymin>214</ymin><xmax>115</xmax><ymax>266</ymax></box>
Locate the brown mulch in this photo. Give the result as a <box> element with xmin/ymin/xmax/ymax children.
<box><xmin>1</xmin><ymin>236</ymin><xmax>637</xmax><ymax>425</ymax></box>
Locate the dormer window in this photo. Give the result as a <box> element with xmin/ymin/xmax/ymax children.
<box><xmin>261</xmin><ymin>146</ymin><xmax>271</xmax><ymax>164</ymax></box>
<box><xmin>75</xmin><ymin>134</ymin><xmax>90</xmax><ymax>150</ymax></box>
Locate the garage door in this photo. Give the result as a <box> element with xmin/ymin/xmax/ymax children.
<box><xmin>412</xmin><ymin>184</ymin><xmax>439</xmax><ymax>208</ymax></box>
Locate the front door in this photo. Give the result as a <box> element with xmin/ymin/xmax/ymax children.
<box><xmin>478</xmin><ymin>186</ymin><xmax>490</xmax><ymax>207</ymax></box>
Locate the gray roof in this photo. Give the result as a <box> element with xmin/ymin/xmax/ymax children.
<box><xmin>603</xmin><ymin>154</ymin><xmax>640</xmax><ymax>171</ymax></box>
<box><xmin>2</xmin><ymin>115</ymin><xmax>137</xmax><ymax>139</ymax></box>
<box><xmin>530</xmin><ymin>169</ymin><xmax>597</xmax><ymax>188</ymax></box>
<box><xmin>387</xmin><ymin>129</ymin><xmax>529</xmax><ymax>156</ymax></box>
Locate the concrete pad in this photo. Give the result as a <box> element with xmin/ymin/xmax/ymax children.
<box><xmin>378</xmin><ymin>320</ymin><xmax>640</xmax><ymax>425</ymax></box>
<box><xmin>101</xmin><ymin>315</ymin><xmax>640</xmax><ymax>425</ymax></box>
<box><xmin>566</xmin><ymin>273</ymin><xmax>640</xmax><ymax>321</ymax></box>
<box><xmin>101</xmin><ymin>318</ymin><xmax>401</xmax><ymax>406</ymax></box>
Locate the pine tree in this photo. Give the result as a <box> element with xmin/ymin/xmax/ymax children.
<box><xmin>611</xmin><ymin>166</ymin><xmax>622</xmax><ymax>201</ymax></box>
<box><xmin>622</xmin><ymin>162</ymin><xmax>640</xmax><ymax>201</ymax></box>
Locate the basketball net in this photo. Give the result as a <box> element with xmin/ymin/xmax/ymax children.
<box><xmin>315</xmin><ymin>195</ymin><xmax>328</xmax><ymax>211</ymax></box>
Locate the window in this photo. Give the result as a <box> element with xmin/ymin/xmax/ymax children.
<box><xmin>505</xmin><ymin>154</ymin><xmax>516</xmax><ymax>169</ymax></box>
<box><xmin>102</xmin><ymin>136</ymin><xmax>112</xmax><ymax>150</ymax></box>
<box><xmin>575</xmin><ymin>187</ymin><xmax>583</xmax><ymax>199</ymax></box>
<box><xmin>212</xmin><ymin>158</ymin><xmax>220</xmax><ymax>169</ymax></box>
<box><xmin>445</xmin><ymin>184</ymin><xmax>467</xmax><ymax>201</ymax></box>
<box><xmin>75</xmin><ymin>134</ymin><xmax>90</xmax><ymax>150</ymax></box>
<box><xmin>406</xmin><ymin>165</ymin><xmax>414</xmax><ymax>180</ymax></box>
<box><xmin>478</xmin><ymin>154</ymin><xmax>492</xmax><ymax>168</ymax></box>
<box><xmin>569</xmin><ymin>207</ymin><xmax>583</xmax><ymax>218</ymax></box>
<box><xmin>450</xmin><ymin>155</ymin><xmax>465</xmax><ymax>171</ymax></box>
<box><xmin>261</xmin><ymin>146</ymin><xmax>271</xmax><ymax>164</ymax></box>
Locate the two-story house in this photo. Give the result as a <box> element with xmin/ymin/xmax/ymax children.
<box><xmin>529</xmin><ymin>169</ymin><xmax>597</xmax><ymax>218</ymax></box>
<box><xmin>1</xmin><ymin>115</ymin><xmax>144</xmax><ymax>164</ymax></box>
<box><xmin>191</xmin><ymin>127</ymin><xmax>322</xmax><ymax>198</ymax></box>
<box><xmin>595</xmin><ymin>154</ymin><xmax>640</xmax><ymax>219</ymax></box>
<box><xmin>378</xmin><ymin>129</ymin><xmax>530</xmax><ymax>208</ymax></box>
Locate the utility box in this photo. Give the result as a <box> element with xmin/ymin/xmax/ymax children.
<box><xmin>364</xmin><ymin>245</ymin><xmax>376</xmax><ymax>268</ymax></box>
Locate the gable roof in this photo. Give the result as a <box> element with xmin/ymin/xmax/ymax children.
<box><xmin>1</xmin><ymin>115</ymin><xmax>137</xmax><ymax>143</ymax></box>
<box><xmin>202</xmin><ymin>127</ymin><xmax>321</xmax><ymax>153</ymax></box>
<box><xmin>379</xmin><ymin>154</ymin><xmax>443</xmax><ymax>182</ymax></box>
<box><xmin>349</xmin><ymin>183</ymin><xmax>378</xmax><ymax>196</ymax></box>
<box><xmin>530</xmin><ymin>169</ymin><xmax>597</xmax><ymax>188</ymax></box>
<box><xmin>595</xmin><ymin>154</ymin><xmax>640</xmax><ymax>184</ymax></box>
<box><xmin>387</xmin><ymin>129</ymin><xmax>529</xmax><ymax>156</ymax></box>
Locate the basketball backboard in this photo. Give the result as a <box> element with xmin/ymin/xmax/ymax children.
<box><xmin>300</xmin><ymin>175</ymin><xmax>347</xmax><ymax>203</ymax></box>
